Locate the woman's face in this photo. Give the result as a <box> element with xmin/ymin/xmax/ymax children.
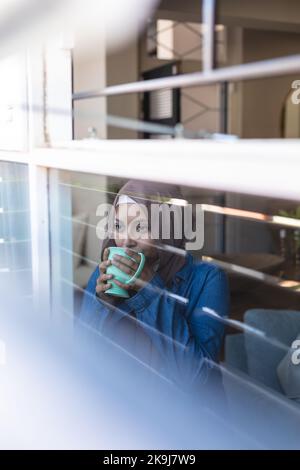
<box><xmin>113</xmin><ymin>203</ymin><xmax>158</xmax><ymax>259</ymax></box>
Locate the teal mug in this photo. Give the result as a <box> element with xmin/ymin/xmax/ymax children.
<box><xmin>105</xmin><ymin>247</ymin><xmax>145</xmax><ymax>298</ymax></box>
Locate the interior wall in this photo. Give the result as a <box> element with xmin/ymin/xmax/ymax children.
<box><xmin>241</xmin><ymin>29</ymin><xmax>300</xmax><ymax>138</ymax></box>
<box><xmin>158</xmin><ymin>0</ymin><xmax>300</xmax><ymax>32</ymax></box>
<box><xmin>72</xmin><ymin>34</ymin><xmax>107</xmax><ymax>140</ymax></box>
<box><xmin>106</xmin><ymin>39</ymin><xmax>139</xmax><ymax>139</ymax></box>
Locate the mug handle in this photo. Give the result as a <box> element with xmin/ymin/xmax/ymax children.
<box><xmin>126</xmin><ymin>252</ymin><xmax>145</xmax><ymax>285</ymax></box>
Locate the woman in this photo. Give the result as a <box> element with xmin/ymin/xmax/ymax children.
<box><xmin>79</xmin><ymin>180</ymin><xmax>230</xmax><ymax>391</ymax></box>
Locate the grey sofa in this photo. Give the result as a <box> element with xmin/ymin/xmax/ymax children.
<box><xmin>225</xmin><ymin>308</ymin><xmax>300</xmax><ymax>393</ymax></box>
<box><xmin>223</xmin><ymin>309</ymin><xmax>300</xmax><ymax>448</ymax></box>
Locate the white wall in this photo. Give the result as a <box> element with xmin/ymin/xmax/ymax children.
<box><xmin>73</xmin><ymin>32</ymin><xmax>107</xmax><ymax>140</ymax></box>
<box><xmin>106</xmin><ymin>40</ymin><xmax>139</xmax><ymax>139</ymax></box>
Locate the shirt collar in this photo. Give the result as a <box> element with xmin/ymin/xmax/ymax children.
<box><xmin>175</xmin><ymin>253</ymin><xmax>193</xmax><ymax>281</ymax></box>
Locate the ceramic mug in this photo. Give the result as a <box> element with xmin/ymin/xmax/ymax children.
<box><xmin>105</xmin><ymin>246</ymin><xmax>145</xmax><ymax>298</ymax></box>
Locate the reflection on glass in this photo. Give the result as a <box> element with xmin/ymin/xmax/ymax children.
<box><xmin>0</xmin><ymin>162</ymin><xmax>32</xmax><ymax>297</ymax></box>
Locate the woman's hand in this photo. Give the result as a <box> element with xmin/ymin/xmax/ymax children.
<box><xmin>96</xmin><ymin>248</ymin><xmax>114</xmax><ymax>298</ymax></box>
<box><xmin>111</xmin><ymin>247</ymin><xmax>155</xmax><ymax>293</ymax></box>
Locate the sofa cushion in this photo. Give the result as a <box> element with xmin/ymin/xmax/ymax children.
<box><xmin>244</xmin><ymin>309</ymin><xmax>300</xmax><ymax>392</ymax></box>
<box><xmin>225</xmin><ymin>333</ymin><xmax>248</xmax><ymax>374</ymax></box>
<box><xmin>277</xmin><ymin>333</ymin><xmax>300</xmax><ymax>402</ymax></box>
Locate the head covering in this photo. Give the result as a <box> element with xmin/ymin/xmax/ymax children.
<box><xmin>116</xmin><ymin>194</ymin><xmax>136</xmax><ymax>206</ymax></box>
<box><xmin>100</xmin><ymin>179</ymin><xmax>187</xmax><ymax>289</ymax></box>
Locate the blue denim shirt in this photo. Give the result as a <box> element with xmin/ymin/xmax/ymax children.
<box><xmin>79</xmin><ymin>254</ymin><xmax>230</xmax><ymax>387</ymax></box>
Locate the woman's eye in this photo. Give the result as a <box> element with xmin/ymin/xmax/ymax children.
<box><xmin>136</xmin><ymin>222</ymin><xmax>147</xmax><ymax>233</ymax></box>
<box><xmin>114</xmin><ymin>222</ymin><xmax>123</xmax><ymax>232</ymax></box>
